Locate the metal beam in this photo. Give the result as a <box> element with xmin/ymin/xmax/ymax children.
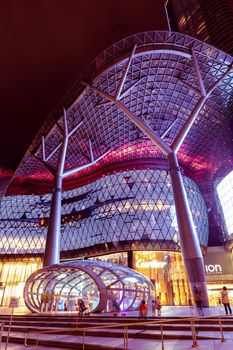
<box><xmin>172</xmin><ymin>63</ymin><xmax>233</xmax><ymax>153</ymax></box>
<box><xmin>63</xmin><ymin>149</ymin><xmax>110</xmax><ymax>179</ymax></box>
<box><xmin>171</xmin><ymin>95</ymin><xmax>206</xmax><ymax>153</ymax></box>
<box><xmin>119</xmin><ymin>77</ymin><xmax>144</xmax><ymax>100</ymax></box>
<box><xmin>46</xmin><ymin>142</ymin><xmax>62</xmax><ymax>162</ymax></box>
<box><xmin>161</xmin><ymin>117</ymin><xmax>178</xmax><ymax>139</ymax></box>
<box><xmin>68</xmin><ymin>120</ymin><xmax>83</xmax><ymax>138</ymax></box>
<box><xmin>42</xmin><ymin>136</ymin><xmax>46</xmax><ymax>162</ymax></box>
<box><xmin>81</xmin><ymin>81</ymin><xmax>172</xmax><ymax>155</ymax></box>
<box><xmin>115</xmin><ymin>44</ymin><xmax>137</xmax><ymax>101</ymax></box>
<box><xmin>89</xmin><ymin>139</ymin><xmax>94</xmax><ymax>162</ymax></box>
<box><xmin>191</xmin><ymin>47</ymin><xmax>206</xmax><ymax>97</ymax></box>
<box><xmin>177</xmin><ymin>77</ymin><xmax>202</xmax><ymax>96</ymax></box>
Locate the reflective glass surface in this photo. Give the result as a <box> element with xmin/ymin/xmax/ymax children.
<box><xmin>0</xmin><ymin>170</ymin><xmax>208</xmax><ymax>255</ymax></box>
<box><xmin>217</xmin><ymin>170</ymin><xmax>233</xmax><ymax>236</ymax></box>
<box><xmin>133</xmin><ymin>251</ymin><xmax>191</xmax><ymax>305</ymax></box>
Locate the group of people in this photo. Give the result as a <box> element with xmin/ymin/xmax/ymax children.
<box><xmin>140</xmin><ymin>286</ymin><xmax>232</xmax><ymax>319</ymax></box>
<box><xmin>139</xmin><ymin>296</ymin><xmax>161</xmax><ymax>318</ymax></box>
<box><xmin>194</xmin><ymin>285</ymin><xmax>232</xmax><ymax>316</ymax></box>
<box><xmin>40</xmin><ymin>286</ymin><xmax>232</xmax><ymax>317</ymax></box>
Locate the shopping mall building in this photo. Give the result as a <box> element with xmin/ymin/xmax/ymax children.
<box><xmin>0</xmin><ymin>30</ymin><xmax>233</xmax><ymax>310</ymax></box>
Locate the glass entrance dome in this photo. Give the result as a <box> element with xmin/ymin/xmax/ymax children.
<box><xmin>24</xmin><ymin>260</ymin><xmax>154</xmax><ymax>313</ymax></box>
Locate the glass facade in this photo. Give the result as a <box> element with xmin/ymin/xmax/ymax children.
<box><xmin>85</xmin><ymin>251</ymin><xmax>233</xmax><ymax>307</ymax></box>
<box><xmin>167</xmin><ymin>0</ymin><xmax>233</xmax><ymax>56</ymax></box>
<box><xmin>133</xmin><ymin>251</ymin><xmax>191</xmax><ymax>305</ymax></box>
<box><xmin>88</xmin><ymin>251</ymin><xmax>192</xmax><ymax>306</ymax></box>
<box><xmin>24</xmin><ymin>260</ymin><xmax>154</xmax><ymax>313</ymax></box>
<box><xmin>0</xmin><ymin>258</ymin><xmax>42</xmax><ymax>307</ymax></box>
<box><xmin>217</xmin><ymin>170</ymin><xmax>233</xmax><ymax>236</ymax></box>
<box><xmin>89</xmin><ymin>252</ymin><xmax>128</xmax><ymax>266</ymax></box>
<box><xmin>0</xmin><ymin>169</ymin><xmax>208</xmax><ymax>255</ymax></box>
<box><xmin>207</xmin><ymin>283</ymin><xmax>233</xmax><ymax>307</ymax></box>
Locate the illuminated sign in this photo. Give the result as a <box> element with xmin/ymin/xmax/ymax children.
<box><xmin>204</xmin><ymin>251</ymin><xmax>233</xmax><ymax>275</ymax></box>
<box><xmin>205</xmin><ymin>264</ymin><xmax>222</xmax><ymax>274</ymax></box>
<box><xmin>136</xmin><ymin>259</ymin><xmax>167</xmax><ymax>269</ymax></box>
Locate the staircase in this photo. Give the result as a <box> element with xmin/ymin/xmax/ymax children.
<box><xmin>0</xmin><ymin>314</ymin><xmax>232</xmax><ymax>349</ymax></box>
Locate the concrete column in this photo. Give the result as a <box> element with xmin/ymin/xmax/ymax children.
<box><xmin>168</xmin><ymin>152</ymin><xmax>209</xmax><ymax>306</ymax></box>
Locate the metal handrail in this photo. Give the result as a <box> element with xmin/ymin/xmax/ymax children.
<box><xmin>160</xmin><ymin>322</ymin><xmax>165</xmax><ymax>350</ymax></box>
<box><xmin>190</xmin><ymin>319</ymin><xmax>198</xmax><ymax>347</ymax></box>
<box><xmin>0</xmin><ymin>321</ymin><xmax>4</xmax><ymax>350</ymax></box>
<box><xmin>27</xmin><ymin>313</ymin><xmax>231</xmax><ymax>332</ymax></box>
<box><xmin>218</xmin><ymin>316</ymin><xmax>225</xmax><ymax>342</ymax></box>
<box><xmin>22</xmin><ymin>313</ymin><xmax>230</xmax><ymax>349</ymax></box>
<box><xmin>24</xmin><ymin>332</ymin><xmax>39</xmax><ymax>348</ymax></box>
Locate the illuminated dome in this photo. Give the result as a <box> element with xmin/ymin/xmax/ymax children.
<box><xmin>24</xmin><ymin>260</ymin><xmax>154</xmax><ymax>313</ymax></box>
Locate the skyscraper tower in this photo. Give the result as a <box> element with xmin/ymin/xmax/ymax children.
<box><xmin>166</xmin><ymin>0</ymin><xmax>233</xmax><ymax>55</ymax></box>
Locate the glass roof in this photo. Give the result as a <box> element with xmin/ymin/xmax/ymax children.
<box><xmin>8</xmin><ymin>31</ymin><xmax>233</xmax><ymax>195</ymax></box>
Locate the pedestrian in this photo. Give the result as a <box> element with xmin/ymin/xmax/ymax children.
<box><xmin>151</xmin><ymin>299</ymin><xmax>156</xmax><ymax>316</ymax></box>
<box><xmin>194</xmin><ymin>286</ymin><xmax>204</xmax><ymax>316</ymax></box>
<box><xmin>77</xmin><ymin>298</ymin><xmax>87</xmax><ymax>318</ymax></box>
<box><xmin>154</xmin><ymin>296</ymin><xmax>162</xmax><ymax>316</ymax></box>
<box><xmin>221</xmin><ymin>286</ymin><xmax>232</xmax><ymax>315</ymax></box>
<box><xmin>139</xmin><ymin>300</ymin><xmax>148</xmax><ymax>319</ymax></box>
<box><xmin>54</xmin><ymin>293</ymin><xmax>60</xmax><ymax>311</ymax></box>
<box><xmin>40</xmin><ymin>291</ymin><xmax>46</xmax><ymax>312</ymax></box>
<box><xmin>112</xmin><ymin>297</ymin><xmax>121</xmax><ymax>316</ymax></box>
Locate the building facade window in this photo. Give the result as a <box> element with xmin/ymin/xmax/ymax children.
<box><xmin>0</xmin><ymin>169</ymin><xmax>208</xmax><ymax>255</ymax></box>
<box><xmin>217</xmin><ymin>170</ymin><xmax>233</xmax><ymax>236</ymax></box>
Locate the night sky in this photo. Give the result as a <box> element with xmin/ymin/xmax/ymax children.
<box><xmin>0</xmin><ymin>0</ymin><xmax>167</xmax><ymax>171</ymax></box>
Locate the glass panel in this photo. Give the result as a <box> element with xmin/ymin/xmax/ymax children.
<box><xmin>217</xmin><ymin>171</ymin><xmax>233</xmax><ymax>235</ymax></box>
<box><xmin>133</xmin><ymin>251</ymin><xmax>191</xmax><ymax>305</ymax></box>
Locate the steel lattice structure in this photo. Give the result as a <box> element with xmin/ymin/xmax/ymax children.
<box><xmin>11</xmin><ymin>31</ymin><xmax>233</xmax><ymax>190</ymax></box>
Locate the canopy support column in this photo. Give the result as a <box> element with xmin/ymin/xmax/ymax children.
<box><xmin>168</xmin><ymin>152</ymin><xmax>208</xmax><ymax>305</ymax></box>
<box><xmin>37</xmin><ymin>109</ymin><xmax>109</xmax><ymax>267</ymax></box>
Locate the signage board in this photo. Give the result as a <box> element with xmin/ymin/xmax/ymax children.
<box><xmin>136</xmin><ymin>259</ymin><xmax>167</xmax><ymax>269</ymax></box>
<box><xmin>203</xmin><ymin>251</ymin><xmax>233</xmax><ymax>275</ymax></box>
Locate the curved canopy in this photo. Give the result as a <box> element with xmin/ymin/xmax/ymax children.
<box><xmin>9</xmin><ymin>31</ymin><xmax>233</xmax><ymax>194</ymax></box>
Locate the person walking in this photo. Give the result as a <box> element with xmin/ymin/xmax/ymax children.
<box><xmin>151</xmin><ymin>299</ymin><xmax>156</xmax><ymax>316</ymax></box>
<box><xmin>194</xmin><ymin>286</ymin><xmax>204</xmax><ymax>316</ymax></box>
<box><xmin>221</xmin><ymin>286</ymin><xmax>232</xmax><ymax>315</ymax></box>
<box><xmin>154</xmin><ymin>296</ymin><xmax>162</xmax><ymax>316</ymax></box>
<box><xmin>139</xmin><ymin>300</ymin><xmax>148</xmax><ymax>319</ymax></box>
<box><xmin>112</xmin><ymin>297</ymin><xmax>121</xmax><ymax>316</ymax></box>
<box><xmin>77</xmin><ymin>299</ymin><xmax>87</xmax><ymax>318</ymax></box>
